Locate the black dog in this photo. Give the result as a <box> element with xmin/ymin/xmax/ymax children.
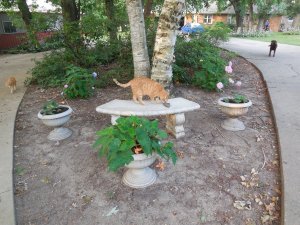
<box><xmin>269</xmin><ymin>40</ymin><xmax>277</xmax><ymax>57</ymax></box>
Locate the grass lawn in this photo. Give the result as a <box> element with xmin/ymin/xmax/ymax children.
<box><xmin>239</xmin><ymin>32</ymin><xmax>300</xmax><ymax>46</ymax></box>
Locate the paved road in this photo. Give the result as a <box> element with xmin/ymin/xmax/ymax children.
<box><xmin>0</xmin><ymin>52</ymin><xmax>44</xmax><ymax>225</ymax></box>
<box><xmin>221</xmin><ymin>38</ymin><xmax>300</xmax><ymax>225</ymax></box>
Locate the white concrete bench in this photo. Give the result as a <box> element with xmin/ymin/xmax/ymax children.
<box><xmin>96</xmin><ymin>97</ymin><xmax>200</xmax><ymax>138</ymax></box>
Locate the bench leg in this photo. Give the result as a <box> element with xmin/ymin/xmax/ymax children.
<box><xmin>166</xmin><ymin>113</ymin><xmax>185</xmax><ymax>139</ymax></box>
<box><xmin>111</xmin><ymin>115</ymin><xmax>120</xmax><ymax>125</ymax></box>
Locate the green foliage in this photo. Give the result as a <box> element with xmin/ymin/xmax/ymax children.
<box><xmin>41</xmin><ymin>100</ymin><xmax>67</xmax><ymax>115</ymax></box>
<box><xmin>203</xmin><ymin>22</ymin><xmax>231</xmax><ymax>45</ymax></box>
<box><xmin>63</xmin><ymin>65</ymin><xmax>95</xmax><ymax>99</ymax></box>
<box><xmin>26</xmin><ymin>51</ymin><xmax>68</xmax><ymax>87</ymax></box>
<box><xmin>94</xmin><ymin>67</ymin><xmax>133</xmax><ymax>88</ymax></box>
<box><xmin>93</xmin><ymin>116</ymin><xmax>177</xmax><ymax>172</ymax></box>
<box><xmin>173</xmin><ymin>37</ymin><xmax>228</xmax><ymax>91</ymax></box>
<box><xmin>223</xmin><ymin>94</ymin><xmax>249</xmax><ymax>104</ymax></box>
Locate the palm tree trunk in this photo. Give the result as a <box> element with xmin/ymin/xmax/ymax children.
<box><xmin>126</xmin><ymin>0</ymin><xmax>150</xmax><ymax>77</ymax></box>
<box><xmin>151</xmin><ymin>0</ymin><xmax>185</xmax><ymax>88</ymax></box>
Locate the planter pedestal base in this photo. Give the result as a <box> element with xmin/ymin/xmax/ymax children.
<box><xmin>47</xmin><ymin>127</ymin><xmax>72</xmax><ymax>141</ymax></box>
<box><xmin>221</xmin><ymin>118</ymin><xmax>245</xmax><ymax>131</ymax></box>
<box><xmin>122</xmin><ymin>167</ymin><xmax>157</xmax><ymax>189</ymax></box>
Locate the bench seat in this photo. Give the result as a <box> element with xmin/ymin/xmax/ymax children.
<box><xmin>96</xmin><ymin>97</ymin><xmax>200</xmax><ymax>138</ymax></box>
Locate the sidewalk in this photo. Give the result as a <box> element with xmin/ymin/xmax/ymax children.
<box><xmin>0</xmin><ymin>53</ymin><xmax>44</xmax><ymax>225</ymax></box>
<box><xmin>221</xmin><ymin>38</ymin><xmax>300</xmax><ymax>225</ymax></box>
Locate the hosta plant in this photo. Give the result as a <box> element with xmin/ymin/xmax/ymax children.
<box><xmin>93</xmin><ymin>116</ymin><xmax>177</xmax><ymax>171</ymax></box>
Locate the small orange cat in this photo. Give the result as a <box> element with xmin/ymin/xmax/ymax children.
<box><xmin>5</xmin><ymin>77</ymin><xmax>17</xmax><ymax>94</ymax></box>
<box><xmin>113</xmin><ymin>77</ymin><xmax>169</xmax><ymax>105</ymax></box>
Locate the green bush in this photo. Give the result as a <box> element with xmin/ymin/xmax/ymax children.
<box><xmin>63</xmin><ymin>65</ymin><xmax>96</xmax><ymax>99</ymax></box>
<box><xmin>26</xmin><ymin>51</ymin><xmax>68</xmax><ymax>87</ymax></box>
<box><xmin>203</xmin><ymin>22</ymin><xmax>231</xmax><ymax>45</ymax></box>
<box><xmin>173</xmin><ymin>37</ymin><xmax>228</xmax><ymax>91</ymax></box>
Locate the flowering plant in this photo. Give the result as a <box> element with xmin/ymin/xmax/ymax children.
<box><xmin>62</xmin><ymin>65</ymin><xmax>96</xmax><ymax>99</ymax></box>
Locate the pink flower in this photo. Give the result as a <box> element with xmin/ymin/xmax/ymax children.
<box><xmin>236</xmin><ymin>81</ymin><xmax>242</xmax><ymax>87</ymax></box>
<box><xmin>64</xmin><ymin>84</ymin><xmax>68</xmax><ymax>88</ymax></box>
<box><xmin>216</xmin><ymin>82</ymin><xmax>224</xmax><ymax>90</ymax></box>
<box><xmin>229</xmin><ymin>78</ymin><xmax>234</xmax><ymax>84</ymax></box>
<box><xmin>225</xmin><ymin>66</ymin><xmax>233</xmax><ymax>74</ymax></box>
<box><xmin>229</xmin><ymin>61</ymin><xmax>233</xmax><ymax>67</ymax></box>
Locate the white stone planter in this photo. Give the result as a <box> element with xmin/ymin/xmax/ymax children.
<box><xmin>122</xmin><ymin>153</ymin><xmax>157</xmax><ymax>188</ymax></box>
<box><xmin>218</xmin><ymin>97</ymin><xmax>252</xmax><ymax>131</ymax></box>
<box><xmin>38</xmin><ymin>105</ymin><xmax>73</xmax><ymax>141</ymax></box>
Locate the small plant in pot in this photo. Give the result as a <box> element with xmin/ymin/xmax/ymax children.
<box><xmin>93</xmin><ymin>116</ymin><xmax>177</xmax><ymax>189</ymax></box>
<box><xmin>218</xmin><ymin>94</ymin><xmax>252</xmax><ymax>131</ymax></box>
<box><xmin>38</xmin><ymin>100</ymin><xmax>73</xmax><ymax>141</ymax></box>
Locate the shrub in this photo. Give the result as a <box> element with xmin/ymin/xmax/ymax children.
<box><xmin>173</xmin><ymin>37</ymin><xmax>228</xmax><ymax>91</ymax></box>
<box><xmin>203</xmin><ymin>22</ymin><xmax>231</xmax><ymax>45</ymax></box>
<box><xmin>63</xmin><ymin>65</ymin><xmax>96</xmax><ymax>99</ymax></box>
<box><xmin>26</xmin><ymin>51</ymin><xmax>68</xmax><ymax>87</ymax></box>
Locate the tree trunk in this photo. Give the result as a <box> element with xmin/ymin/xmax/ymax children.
<box><xmin>248</xmin><ymin>0</ymin><xmax>254</xmax><ymax>31</ymax></box>
<box><xmin>61</xmin><ymin>0</ymin><xmax>83</xmax><ymax>60</ymax></box>
<box><xmin>151</xmin><ymin>0</ymin><xmax>185</xmax><ymax>88</ymax></box>
<box><xmin>292</xmin><ymin>14</ymin><xmax>300</xmax><ymax>28</ymax></box>
<box><xmin>16</xmin><ymin>0</ymin><xmax>39</xmax><ymax>48</ymax></box>
<box><xmin>126</xmin><ymin>0</ymin><xmax>150</xmax><ymax>77</ymax></box>
<box><xmin>230</xmin><ymin>0</ymin><xmax>245</xmax><ymax>31</ymax></box>
<box><xmin>105</xmin><ymin>0</ymin><xmax>118</xmax><ymax>43</ymax></box>
<box><xmin>144</xmin><ymin>0</ymin><xmax>153</xmax><ymax>19</ymax></box>
<box><xmin>257</xmin><ymin>18</ymin><xmax>264</xmax><ymax>31</ymax></box>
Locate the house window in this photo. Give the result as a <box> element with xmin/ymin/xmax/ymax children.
<box><xmin>3</xmin><ymin>21</ymin><xmax>16</xmax><ymax>33</ymax></box>
<box><xmin>204</xmin><ymin>15</ymin><xmax>212</xmax><ymax>24</ymax></box>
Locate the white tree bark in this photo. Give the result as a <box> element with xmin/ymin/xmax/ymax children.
<box><xmin>126</xmin><ymin>0</ymin><xmax>150</xmax><ymax>77</ymax></box>
<box><xmin>151</xmin><ymin>0</ymin><xmax>185</xmax><ymax>87</ymax></box>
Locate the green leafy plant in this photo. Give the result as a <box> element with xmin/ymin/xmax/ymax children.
<box><xmin>63</xmin><ymin>65</ymin><xmax>95</xmax><ymax>99</ymax></box>
<box><xmin>173</xmin><ymin>37</ymin><xmax>228</xmax><ymax>90</ymax></box>
<box><xmin>203</xmin><ymin>22</ymin><xmax>231</xmax><ymax>45</ymax></box>
<box><xmin>41</xmin><ymin>100</ymin><xmax>67</xmax><ymax>115</ymax></box>
<box><xmin>26</xmin><ymin>51</ymin><xmax>68</xmax><ymax>88</ymax></box>
<box><xmin>222</xmin><ymin>94</ymin><xmax>249</xmax><ymax>104</ymax></box>
<box><xmin>93</xmin><ymin>116</ymin><xmax>177</xmax><ymax>171</ymax></box>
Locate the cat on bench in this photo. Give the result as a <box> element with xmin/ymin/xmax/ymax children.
<box><xmin>113</xmin><ymin>77</ymin><xmax>169</xmax><ymax>106</ymax></box>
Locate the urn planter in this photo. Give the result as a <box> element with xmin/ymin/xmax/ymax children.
<box><xmin>38</xmin><ymin>105</ymin><xmax>73</xmax><ymax>141</ymax></box>
<box><xmin>122</xmin><ymin>153</ymin><xmax>157</xmax><ymax>189</ymax></box>
<box><xmin>218</xmin><ymin>97</ymin><xmax>252</xmax><ymax>131</ymax></box>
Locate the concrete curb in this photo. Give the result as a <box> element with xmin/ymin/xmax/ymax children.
<box><xmin>221</xmin><ymin>38</ymin><xmax>300</xmax><ymax>225</ymax></box>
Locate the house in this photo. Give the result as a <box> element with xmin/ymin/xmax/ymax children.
<box><xmin>0</xmin><ymin>1</ymin><xmax>59</xmax><ymax>50</ymax></box>
<box><xmin>184</xmin><ymin>3</ymin><xmax>287</xmax><ymax>32</ymax></box>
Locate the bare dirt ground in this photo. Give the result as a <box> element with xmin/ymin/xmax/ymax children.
<box><xmin>13</xmin><ymin>56</ymin><xmax>281</xmax><ymax>225</ymax></box>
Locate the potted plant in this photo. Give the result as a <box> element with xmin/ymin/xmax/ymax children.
<box><xmin>218</xmin><ymin>94</ymin><xmax>252</xmax><ymax>131</ymax></box>
<box><xmin>93</xmin><ymin>116</ymin><xmax>177</xmax><ymax>188</ymax></box>
<box><xmin>38</xmin><ymin>100</ymin><xmax>73</xmax><ymax>141</ymax></box>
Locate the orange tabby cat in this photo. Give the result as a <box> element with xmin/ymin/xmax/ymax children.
<box><xmin>113</xmin><ymin>77</ymin><xmax>169</xmax><ymax>105</ymax></box>
<box><xmin>5</xmin><ymin>77</ymin><xmax>17</xmax><ymax>94</ymax></box>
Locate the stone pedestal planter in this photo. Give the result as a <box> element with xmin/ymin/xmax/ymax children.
<box><xmin>38</xmin><ymin>105</ymin><xmax>73</xmax><ymax>141</ymax></box>
<box><xmin>218</xmin><ymin>97</ymin><xmax>252</xmax><ymax>131</ymax></box>
<box><xmin>122</xmin><ymin>153</ymin><xmax>157</xmax><ymax>188</ymax></box>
